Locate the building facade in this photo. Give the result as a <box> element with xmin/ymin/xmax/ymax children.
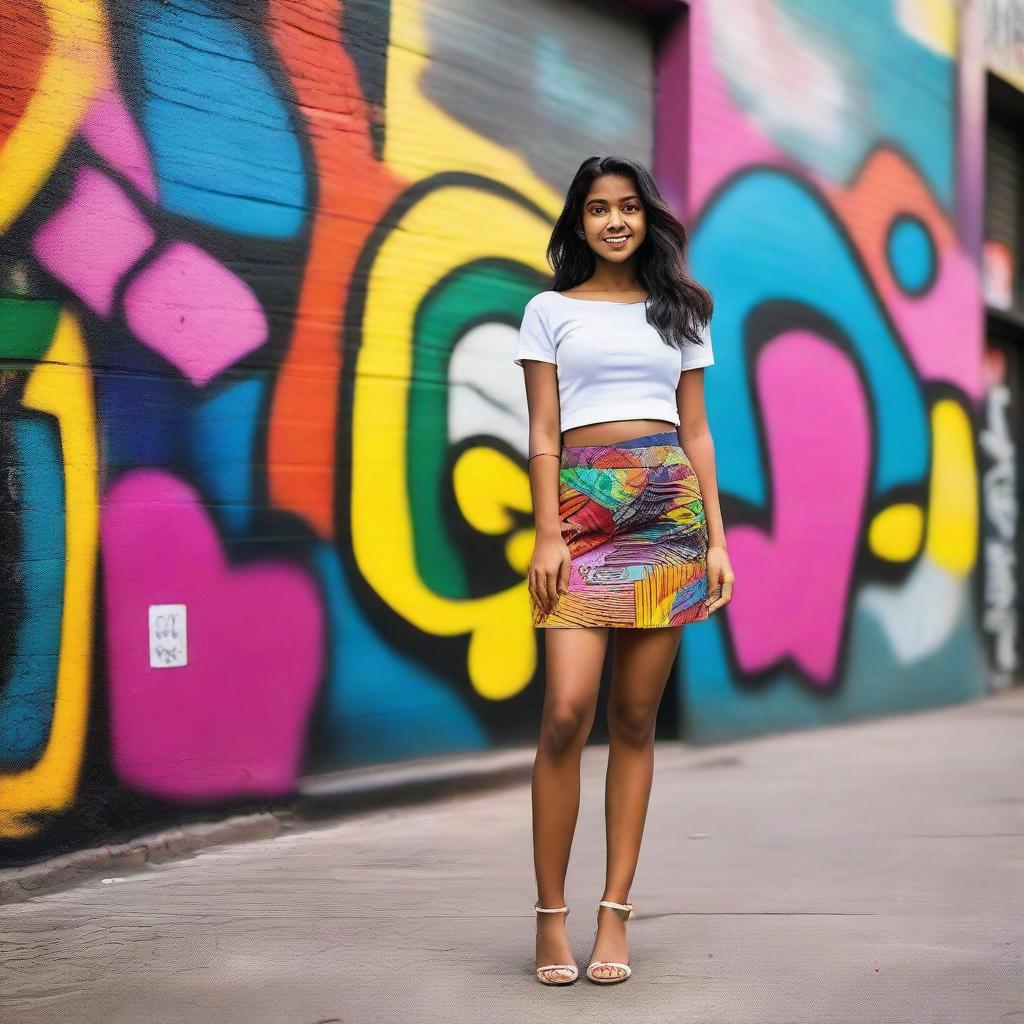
<box><xmin>0</xmin><ymin>0</ymin><xmax>1009</xmax><ymax>865</ymax></box>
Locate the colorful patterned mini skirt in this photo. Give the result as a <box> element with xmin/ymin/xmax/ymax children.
<box><xmin>532</xmin><ymin>429</ymin><xmax>710</xmax><ymax>629</ymax></box>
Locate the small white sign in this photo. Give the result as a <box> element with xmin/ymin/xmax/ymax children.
<box><xmin>149</xmin><ymin>604</ymin><xmax>188</xmax><ymax>668</ymax></box>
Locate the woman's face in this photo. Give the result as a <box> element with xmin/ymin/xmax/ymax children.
<box><xmin>579</xmin><ymin>173</ymin><xmax>647</xmax><ymax>263</ymax></box>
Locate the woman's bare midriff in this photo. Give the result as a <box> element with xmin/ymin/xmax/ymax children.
<box><xmin>561</xmin><ymin>418</ymin><xmax>678</xmax><ymax>448</ymax></box>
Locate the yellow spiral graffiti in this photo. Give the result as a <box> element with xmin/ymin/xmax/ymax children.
<box><xmin>351</xmin><ymin>184</ymin><xmax>554</xmax><ymax>700</ymax></box>
<box><xmin>0</xmin><ymin>311</ymin><xmax>99</xmax><ymax>838</ymax></box>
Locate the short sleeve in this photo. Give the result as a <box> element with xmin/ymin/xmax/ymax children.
<box><xmin>680</xmin><ymin>318</ymin><xmax>715</xmax><ymax>371</ymax></box>
<box><xmin>513</xmin><ymin>297</ymin><xmax>556</xmax><ymax>366</ymax></box>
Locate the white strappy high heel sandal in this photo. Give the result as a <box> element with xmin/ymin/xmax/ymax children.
<box><xmin>533</xmin><ymin>902</ymin><xmax>579</xmax><ymax>985</ymax></box>
<box><xmin>585</xmin><ymin>899</ymin><xmax>634</xmax><ymax>984</ymax></box>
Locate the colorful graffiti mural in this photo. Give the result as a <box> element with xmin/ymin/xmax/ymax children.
<box><xmin>0</xmin><ymin>0</ymin><xmax>991</xmax><ymax>863</ymax></box>
<box><xmin>0</xmin><ymin>0</ymin><xmax>658</xmax><ymax>859</ymax></box>
<box><xmin>679</xmin><ymin>0</ymin><xmax>987</xmax><ymax>740</ymax></box>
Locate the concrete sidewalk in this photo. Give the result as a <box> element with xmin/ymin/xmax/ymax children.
<box><xmin>1</xmin><ymin>691</ymin><xmax>1022</xmax><ymax>1024</ymax></box>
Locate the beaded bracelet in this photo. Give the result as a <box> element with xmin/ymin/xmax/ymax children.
<box><xmin>528</xmin><ymin>451</ymin><xmax>560</xmax><ymax>461</ymax></box>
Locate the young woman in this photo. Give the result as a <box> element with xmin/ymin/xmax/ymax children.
<box><xmin>514</xmin><ymin>156</ymin><xmax>735</xmax><ymax>986</ymax></box>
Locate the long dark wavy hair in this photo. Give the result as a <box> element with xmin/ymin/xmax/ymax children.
<box><xmin>546</xmin><ymin>155</ymin><xmax>713</xmax><ymax>353</ymax></box>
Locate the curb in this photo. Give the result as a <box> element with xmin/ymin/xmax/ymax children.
<box><xmin>4</xmin><ymin>690</ymin><xmax>1021</xmax><ymax>906</ymax></box>
<box><xmin>0</xmin><ymin>747</ymin><xmax>536</xmax><ymax>906</ymax></box>
<box><xmin>296</xmin><ymin>746</ymin><xmax>536</xmax><ymax>817</ymax></box>
<box><xmin>0</xmin><ymin>812</ymin><xmax>284</xmax><ymax>906</ymax></box>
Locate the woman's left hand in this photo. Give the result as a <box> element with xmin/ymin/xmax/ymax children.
<box><xmin>705</xmin><ymin>544</ymin><xmax>735</xmax><ymax>614</ymax></box>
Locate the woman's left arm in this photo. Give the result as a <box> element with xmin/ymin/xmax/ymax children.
<box><xmin>676</xmin><ymin>367</ymin><xmax>735</xmax><ymax>613</ymax></box>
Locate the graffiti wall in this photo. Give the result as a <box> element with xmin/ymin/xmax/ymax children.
<box><xmin>678</xmin><ymin>0</ymin><xmax>988</xmax><ymax>740</ymax></box>
<box><xmin>979</xmin><ymin>339</ymin><xmax>1020</xmax><ymax>688</ymax></box>
<box><xmin>0</xmin><ymin>0</ymin><xmax>659</xmax><ymax>862</ymax></box>
<box><xmin>0</xmin><ymin>0</ymin><xmax>990</xmax><ymax>864</ymax></box>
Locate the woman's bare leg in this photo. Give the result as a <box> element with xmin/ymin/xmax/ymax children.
<box><xmin>588</xmin><ymin>624</ymin><xmax>682</xmax><ymax>979</ymax></box>
<box><xmin>532</xmin><ymin>625</ymin><xmax>608</xmax><ymax>980</ymax></box>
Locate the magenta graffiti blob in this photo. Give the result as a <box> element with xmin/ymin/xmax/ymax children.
<box><xmin>725</xmin><ymin>333</ymin><xmax>871</xmax><ymax>682</ymax></box>
<box><xmin>31</xmin><ymin>166</ymin><xmax>156</xmax><ymax>317</ymax></box>
<box><xmin>101</xmin><ymin>470</ymin><xmax>324</xmax><ymax>800</ymax></box>
<box><xmin>122</xmin><ymin>241</ymin><xmax>269</xmax><ymax>386</ymax></box>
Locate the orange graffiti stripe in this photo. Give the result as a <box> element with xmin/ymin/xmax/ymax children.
<box><xmin>265</xmin><ymin>1</ymin><xmax>407</xmax><ymax>538</ymax></box>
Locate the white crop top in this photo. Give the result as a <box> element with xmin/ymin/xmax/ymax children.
<box><xmin>513</xmin><ymin>290</ymin><xmax>714</xmax><ymax>431</ymax></box>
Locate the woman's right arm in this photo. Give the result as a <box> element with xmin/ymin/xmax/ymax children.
<box><xmin>520</xmin><ymin>360</ymin><xmax>571</xmax><ymax>616</ymax></box>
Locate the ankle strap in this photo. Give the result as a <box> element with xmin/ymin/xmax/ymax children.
<box><xmin>534</xmin><ymin>902</ymin><xmax>569</xmax><ymax>913</ymax></box>
<box><xmin>599</xmin><ymin>900</ymin><xmax>633</xmax><ymax>912</ymax></box>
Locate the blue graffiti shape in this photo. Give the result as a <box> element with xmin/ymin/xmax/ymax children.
<box><xmin>189</xmin><ymin>378</ymin><xmax>266</xmax><ymax>535</ymax></box>
<box><xmin>690</xmin><ymin>167</ymin><xmax>929</xmax><ymax>508</ymax></box>
<box><xmin>0</xmin><ymin>418</ymin><xmax>65</xmax><ymax>770</ymax></box>
<box><xmin>313</xmin><ymin>545</ymin><xmax>488</xmax><ymax>767</ymax></box>
<box><xmin>132</xmin><ymin>0</ymin><xmax>308</xmax><ymax>238</ymax></box>
<box><xmin>722</xmin><ymin>0</ymin><xmax>954</xmax><ymax>206</ymax></box>
<box><xmin>887</xmin><ymin>214</ymin><xmax>937</xmax><ymax>296</ymax></box>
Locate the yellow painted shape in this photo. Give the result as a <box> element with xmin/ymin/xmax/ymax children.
<box><xmin>0</xmin><ymin>0</ymin><xmax>110</xmax><ymax>231</ymax></box>
<box><xmin>0</xmin><ymin>311</ymin><xmax>98</xmax><ymax>837</ymax></box>
<box><xmin>452</xmin><ymin>445</ymin><xmax>532</xmax><ymax>536</ymax></box>
<box><xmin>896</xmin><ymin>0</ymin><xmax>956</xmax><ymax>56</ymax></box>
<box><xmin>384</xmin><ymin>0</ymin><xmax>563</xmax><ymax>217</ymax></box>
<box><xmin>867</xmin><ymin>503</ymin><xmax>924</xmax><ymax>562</ymax></box>
<box><xmin>351</xmin><ymin>185</ymin><xmax>552</xmax><ymax>700</ymax></box>
<box><xmin>924</xmin><ymin>399</ymin><xmax>977</xmax><ymax>576</ymax></box>
<box><xmin>455</xmin><ymin>445</ymin><xmax>536</xmax><ymax>591</ymax></box>
<box><xmin>505</xmin><ymin>529</ymin><xmax>535</xmax><ymax>577</ymax></box>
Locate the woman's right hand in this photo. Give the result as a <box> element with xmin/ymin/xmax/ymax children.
<box><xmin>529</xmin><ymin>532</ymin><xmax>572</xmax><ymax>616</ymax></box>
